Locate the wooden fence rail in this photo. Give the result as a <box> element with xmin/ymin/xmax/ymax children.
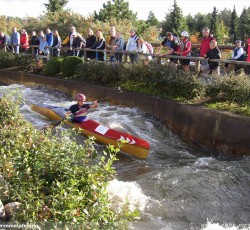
<box><xmin>1</xmin><ymin>44</ymin><xmax>250</xmax><ymax>74</ymax></box>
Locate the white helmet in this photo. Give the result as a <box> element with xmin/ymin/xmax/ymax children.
<box><xmin>181</xmin><ymin>31</ymin><xmax>189</xmax><ymax>37</ymax></box>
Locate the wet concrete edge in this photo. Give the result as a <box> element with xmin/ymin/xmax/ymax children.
<box><xmin>0</xmin><ymin>70</ymin><xmax>249</xmax><ymax>156</ymax></box>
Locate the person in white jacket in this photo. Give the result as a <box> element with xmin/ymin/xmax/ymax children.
<box><xmin>126</xmin><ymin>29</ymin><xmax>138</xmax><ymax>63</ymax></box>
<box><xmin>224</xmin><ymin>40</ymin><xmax>245</xmax><ymax>75</ymax></box>
<box><xmin>136</xmin><ymin>37</ymin><xmax>152</xmax><ymax>65</ymax></box>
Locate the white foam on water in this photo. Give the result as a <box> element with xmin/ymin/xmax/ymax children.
<box><xmin>201</xmin><ymin>221</ymin><xmax>249</xmax><ymax>230</ymax></box>
<box><xmin>194</xmin><ymin>157</ymin><xmax>216</xmax><ymax>167</ymax></box>
<box><xmin>107</xmin><ymin>179</ymin><xmax>149</xmax><ymax>214</ymax></box>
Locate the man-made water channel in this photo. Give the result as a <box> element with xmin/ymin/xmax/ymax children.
<box><xmin>1</xmin><ymin>84</ymin><xmax>249</xmax><ymax>230</ymax></box>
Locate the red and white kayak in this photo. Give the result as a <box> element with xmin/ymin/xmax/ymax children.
<box><xmin>31</xmin><ymin>103</ymin><xmax>150</xmax><ymax>158</ymax></box>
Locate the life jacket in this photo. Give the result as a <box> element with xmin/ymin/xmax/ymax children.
<box><xmin>180</xmin><ymin>38</ymin><xmax>191</xmax><ymax>56</ymax></box>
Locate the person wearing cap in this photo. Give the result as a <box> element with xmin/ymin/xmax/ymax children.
<box><xmin>175</xmin><ymin>31</ymin><xmax>192</xmax><ymax>73</ymax></box>
<box><xmin>66</xmin><ymin>93</ymin><xmax>98</xmax><ymax>123</ymax></box>
<box><xmin>156</xmin><ymin>32</ymin><xmax>180</xmax><ymax>69</ymax></box>
<box><xmin>126</xmin><ymin>29</ymin><xmax>138</xmax><ymax>63</ymax></box>
<box><xmin>224</xmin><ymin>40</ymin><xmax>244</xmax><ymax>75</ymax></box>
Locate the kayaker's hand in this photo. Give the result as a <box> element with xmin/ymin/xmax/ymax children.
<box><xmin>91</xmin><ymin>100</ymin><xmax>98</xmax><ymax>108</ymax></box>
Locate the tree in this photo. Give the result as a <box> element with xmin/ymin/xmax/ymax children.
<box><xmin>218</xmin><ymin>8</ymin><xmax>232</xmax><ymax>29</ymax></box>
<box><xmin>229</xmin><ymin>6</ymin><xmax>238</xmax><ymax>43</ymax></box>
<box><xmin>216</xmin><ymin>20</ymin><xmax>229</xmax><ymax>44</ymax></box>
<box><xmin>146</xmin><ymin>11</ymin><xmax>159</xmax><ymax>27</ymax></box>
<box><xmin>94</xmin><ymin>0</ymin><xmax>137</xmax><ymax>22</ymax></box>
<box><xmin>238</xmin><ymin>7</ymin><xmax>250</xmax><ymax>41</ymax></box>
<box><xmin>44</xmin><ymin>0</ymin><xmax>69</xmax><ymax>13</ymax></box>
<box><xmin>161</xmin><ymin>0</ymin><xmax>187</xmax><ymax>36</ymax></box>
<box><xmin>210</xmin><ymin>7</ymin><xmax>220</xmax><ymax>37</ymax></box>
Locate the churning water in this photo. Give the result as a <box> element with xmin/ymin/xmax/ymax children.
<box><xmin>0</xmin><ymin>84</ymin><xmax>249</xmax><ymax>230</ymax></box>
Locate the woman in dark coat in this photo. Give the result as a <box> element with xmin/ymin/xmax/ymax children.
<box><xmin>91</xmin><ymin>30</ymin><xmax>105</xmax><ymax>61</ymax></box>
<box><xmin>85</xmin><ymin>29</ymin><xmax>96</xmax><ymax>59</ymax></box>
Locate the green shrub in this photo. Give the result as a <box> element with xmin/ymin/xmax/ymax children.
<box><xmin>61</xmin><ymin>56</ymin><xmax>83</xmax><ymax>77</ymax></box>
<box><xmin>44</xmin><ymin>57</ymin><xmax>63</xmax><ymax>76</ymax></box>
<box><xmin>0</xmin><ymin>50</ymin><xmax>16</xmax><ymax>69</ymax></box>
<box><xmin>205</xmin><ymin>76</ymin><xmax>250</xmax><ymax>105</ymax></box>
<box><xmin>0</xmin><ymin>91</ymin><xmax>133</xmax><ymax>228</ymax></box>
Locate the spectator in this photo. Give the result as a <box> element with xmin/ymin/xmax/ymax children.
<box><xmin>113</xmin><ymin>31</ymin><xmax>124</xmax><ymax>62</ymax></box>
<box><xmin>106</xmin><ymin>27</ymin><xmax>116</xmax><ymax>62</ymax></box>
<box><xmin>136</xmin><ymin>37</ymin><xmax>152</xmax><ymax>65</ymax></box>
<box><xmin>20</xmin><ymin>29</ymin><xmax>29</xmax><ymax>53</ymax></box>
<box><xmin>85</xmin><ymin>29</ymin><xmax>96</xmax><ymax>60</ymax></box>
<box><xmin>0</xmin><ymin>32</ymin><xmax>11</xmax><ymax>51</ymax></box>
<box><xmin>156</xmin><ymin>32</ymin><xmax>180</xmax><ymax>69</ymax></box>
<box><xmin>175</xmin><ymin>31</ymin><xmax>192</xmax><ymax>73</ymax></box>
<box><xmin>200</xmin><ymin>27</ymin><xmax>215</xmax><ymax>68</ymax></box>
<box><xmin>52</xmin><ymin>30</ymin><xmax>61</xmax><ymax>57</ymax></box>
<box><xmin>92</xmin><ymin>30</ymin><xmax>105</xmax><ymax>61</ymax></box>
<box><xmin>39</xmin><ymin>36</ymin><xmax>49</xmax><ymax>56</ymax></box>
<box><xmin>46</xmin><ymin>28</ymin><xmax>53</xmax><ymax>47</ymax></box>
<box><xmin>224</xmin><ymin>40</ymin><xmax>244</xmax><ymax>75</ymax></box>
<box><xmin>126</xmin><ymin>29</ymin><xmax>138</xmax><ymax>63</ymax></box>
<box><xmin>38</xmin><ymin>31</ymin><xmax>45</xmax><ymax>45</ymax></box>
<box><xmin>11</xmin><ymin>27</ymin><xmax>20</xmax><ymax>54</ymax></box>
<box><xmin>30</xmin><ymin>31</ymin><xmax>39</xmax><ymax>55</ymax></box>
<box><xmin>70</xmin><ymin>32</ymin><xmax>86</xmax><ymax>57</ymax></box>
<box><xmin>246</xmin><ymin>37</ymin><xmax>250</xmax><ymax>63</ymax></box>
<box><xmin>201</xmin><ymin>40</ymin><xmax>221</xmax><ymax>77</ymax></box>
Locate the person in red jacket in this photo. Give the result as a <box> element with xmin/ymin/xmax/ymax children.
<box><xmin>20</xmin><ymin>29</ymin><xmax>29</xmax><ymax>53</ymax></box>
<box><xmin>246</xmin><ymin>38</ymin><xmax>250</xmax><ymax>63</ymax></box>
<box><xmin>175</xmin><ymin>31</ymin><xmax>192</xmax><ymax>73</ymax></box>
<box><xmin>200</xmin><ymin>27</ymin><xmax>215</xmax><ymax>67</ymax></box>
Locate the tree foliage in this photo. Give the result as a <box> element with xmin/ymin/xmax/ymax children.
<box><xmin>44</xmin><ymin>0</ymin><xmax>69</xmax><ymax>13</ymax></box>
<box><xmin>229</xmin><ymin>6</ymin><xmax>238</xmax><ymax>42</ymax></box>
<box><xmin>210</xmin><ymin>7</ymin><xmax>220</xmax><ymax>38</ymax></box>
<box><xmin>161</xmin><ymin>0</ymin><xmax>187</xmax><ymax>36</ymax></box>
<box><xmin>146</xmin><ymin>11</ymin><xmax>159</xmax><ymax>26</ymax></box>
<box><xmin>238</xmin><ymin>7</ymin><xmax>250</xmax><ymax>41</ymax></box>
<box><xmin>94</xmin><ymin>0</ymin><xmax>137</xmax><ymax>22</ymax></box>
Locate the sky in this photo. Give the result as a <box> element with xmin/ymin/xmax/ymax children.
<box><xmin>0</xmin><ymin>0</ymin><xmax>249</xmax><ymax>21</ymax></box>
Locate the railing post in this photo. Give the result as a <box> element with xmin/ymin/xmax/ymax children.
<box><xmin>157</xmin><ymin>56</ymin><xmax>161</xmax><ymax>65</ymax></box>
<box><xmin>124</xmin><ymin>52</ymin><xmax>128</xmax><ymax>63</ymax></box>
<box><xmin>84</xmin><ymin>49</ymin><xmax>87</xmax><ymax>62</ymax></box>
<box><xmin>31</xmin><ymin>46</ymin><xmax>35</xmax><ymax>56</ymax></box>
<box><xmin>195</xmin><ymin>60</ymin><xmax>200</xmax><ymax>74</ymax></box>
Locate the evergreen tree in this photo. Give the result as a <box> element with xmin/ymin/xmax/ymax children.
<box><xmin>229</xmin><ymin>6</ymin><xmax>238</xmax><ymax>43</ymax></box>
<box><xmin>146</xmin><ymin>11</ymin><xmax>159</xmax><ymax>27</ymax></box>
<box><xmin>193</xmin><ymin>13</ymin><xmax>210</xmax><ymax>35</ymax></box>
<box><xmin>94</xmin><ymin>0</ymin><xmax>137</xmax><ymax>22</ymax></box>
<box><xmin>218</xmin><ymin>8</ymin><xmax>232</xmax><ymax>29</ymax></box>
<box><xmin>161</xmin><ymin>0</ymin><xmax>187</xmax><ymax>36</ymax></box>
<box><xmin>44</xmin><ymin>0</ymin><xmax>68</xmax><ymax>13</ymax></box>
<box><xmin>210</xmin><ymin>7</ymin><xmax>220</xmax><ymax>37</ymax></box>
<box><xmin>238</xmin><ymin>7</ymin><xmax>250</xmax><ymax>41</ymax></box>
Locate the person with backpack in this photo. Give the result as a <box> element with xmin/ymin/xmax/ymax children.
<box><xmin>126</xmin><ymin>29</ymin><xmax>138</xmax><ymax>63</ymax></box>
<box><xmin>156</xmin><ymin>32</ymin><xmax>180</xmax><ymax>69</ymax></box>
<box><xmin>175</xmin><ymin>31</ymin><xmax>192</xmax><ymax>73</ymax></box>
<box><xmin>224</xmin><ymin>40</ymin><xmax>245</xmax><ymax>75</ymax></box>
<box><xmin>136</xmin><ymin>37</ymin><xmax>152</xmax><ymax>65</ymax></box>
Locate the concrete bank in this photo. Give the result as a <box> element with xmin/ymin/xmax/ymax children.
<box><xmin>0</xmin><ymin>70</ymin><xmax>249</xmax><ymax>156</ymax></box>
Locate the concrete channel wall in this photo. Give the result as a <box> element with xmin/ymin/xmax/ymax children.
<box><xmin>0</xmin><ymin>70</ymin><xmax>249</xmax><ymax>156</ymax></box>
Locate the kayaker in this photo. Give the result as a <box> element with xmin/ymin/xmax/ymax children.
<box><xmin>66</xmin><ymin>93</ymin><xmax>98</xmax><ymax>123</ymax></box>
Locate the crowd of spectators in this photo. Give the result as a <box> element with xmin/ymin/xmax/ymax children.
<box><xmin>0</xmin><ymin>26</ymin><xmax>249</xmax><ymax>75</ymax></box>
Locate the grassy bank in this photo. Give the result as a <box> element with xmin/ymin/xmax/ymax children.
<box><xmin>0</xmin><ymin>90</ymin><xmax>134</xmax><ymax>229</ymax></box>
